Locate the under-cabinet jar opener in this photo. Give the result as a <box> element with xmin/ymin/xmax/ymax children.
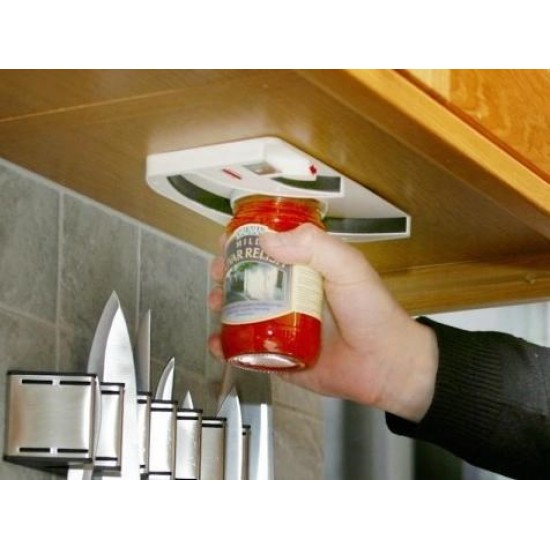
<box><xmin>146</xmin><ymin>137</ymin><xmax>410</xmax><ymax>243</ymax></box>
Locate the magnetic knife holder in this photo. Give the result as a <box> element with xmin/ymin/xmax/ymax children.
<box><xmin>3</xmin><ymin>370</ymin><xmax>246</xmax><ymax>480</ymax></box>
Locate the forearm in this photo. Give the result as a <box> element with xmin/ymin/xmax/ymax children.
<box><xmin>387</xmin><ymin>317</ymin><xmax>550</xmax><ymax>479</ymax></box>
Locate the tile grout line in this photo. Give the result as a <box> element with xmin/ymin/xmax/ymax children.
<box><xmin>0</xmin><ymin>302</ymin><xmax>58</xmax><ymax>331</ymax></box>
<box><xmin>55</xmin><ymin>193</ymin><xmax>64</xmax><ymax>372</ymax></box>
<box><xmin>0</xmin><ymin>157</ymin><xmax>213</xmax><ymax>261</ymax></box>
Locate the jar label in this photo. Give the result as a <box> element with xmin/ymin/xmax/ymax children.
<box><xmin>222</xmin><ymin>223</ymin><xmax>323</xmax><ymax>324</ymax></box>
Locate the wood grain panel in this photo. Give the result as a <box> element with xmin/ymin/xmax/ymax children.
<box><xmin>386</xmin><ymin>251</ymin><xmax>550</xmax><ymax>315</ymax></box>
<box><xmin>0</xmin><ymin>69</ymin><xmax>258</xmax><ymax>120</ymax></box>
<box><xmin>405</xmin><ymin>69</ymin><xmax>451</xmax><ymax>98</ymax></box>
<box><xmin>403</xmin><ymin>69</ymin><xmax>550</xmax><ymax>183</ymax></box>
<box><xmin>450</xmin><ymin>70</ymin><xmax>550</xmax><ymax>181</ymax></box>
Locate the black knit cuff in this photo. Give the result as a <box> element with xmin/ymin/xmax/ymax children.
<box><xmin>386</xmin><ymin>317</ymin><xmax>503</xmax><ymax>462</ymax></box>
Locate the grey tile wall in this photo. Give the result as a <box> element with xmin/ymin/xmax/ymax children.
<box><xmin>140</xmin><ymin>229</ymin><xmax>208</xmax><ymax>374</ymax></box>
<box><xmin>58</xmin><ymin>195</ymin><xmax>140</xmax><ymax>374</ymax></box>
<box><xmin>274</xmin><ymin>406</ymin><xmax>324</xmax><ymax>480</ymax></box>
<box><xmin>272</xmin><ymin>377</ymin><xmax>324</xmax><ymax>418</ymax></box>
<box><xmin>61</xmin><ymin>195</ymin><xmax>139</xmax><ymax>344</ymax></box>
<box><xmin>0</xmin><ymin>158</ymin><xmax>325</xmax><ymax>479</ymax></box>
<box><xmin>0</xmin><ymin>164</ymin><xmax>59</xmax><ymax>321</ymax></box>
<box><xmin>272</xmin><ymin>377</ymin><xmax>325</xmax><ymax>479</ymax></box>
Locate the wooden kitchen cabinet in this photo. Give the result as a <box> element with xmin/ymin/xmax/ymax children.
<box><xmin>0</xmin><ymin>69</ymin><xmax>548</xmax><ymax>315</ymax></box>
<box><xmin>404</xmin><ymin>69</ymin><xmax>550</xmax><ymax>183</ymax></box>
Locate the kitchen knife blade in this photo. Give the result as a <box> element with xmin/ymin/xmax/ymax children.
<box><xmin>137</xmin><ymin>392</ymin><xmax>151</xmax><ymax>477</ymax></box>
<box><xmin>175</xmin><ymin>391</ymin><xmax>202</xmax><ymax>480</ymax></box>
<box><xmin>233</xmin><ymin>368</ymin><xmax>274</xmax><ymax>480</ymax></box>
<box><xmin>101</xmin><ymin>300</ymin><xmax>141</xmax><ymax>479</ymax></box>
<box><xmin>148</xmin><ymin>357</ymin><xmax>177</xmax><ymax>479</ymax></box>
<box><xmin>217</xmin><ymin>386</ymin><xmax>243</xmax><ymax>480</ymax></box>
<box><xmin>135</xmin><ymin>310</ymin><xmax>152</xmax><ymax>477</ymax></box>
<box><xmin>242</xmin><ymin>402</ymin><xmax>273</xmax><ymax>480</ymax></box>
<box><xmin>68</xmin><ymin>292</ymin><xmax>120</xmax><ymax>480</ymax></box>
<box><xmin>155</xmin><ymin>357</ymin><xmax>175</xmax><ymax>401</ymax></box>
<box><xmin>88</xmin><ymin>292</ymin><xmax>120</xmax><ymax>379</ymax></box>
<box><xmin>94</xmin><ymin>382</ymin><xmax>124</xmax><ymax>471</ymax></box>
<box><xmin>200</xmin><ymin>417</ymin><xmax>226</xmax><ymax>480</ymax></box>
<box><xmin>135</xmin><ymin>310</ymin><xmax>151</xmax><ymax>393</ymax></box>
<box><xmin>242</xmin><ymin>424</ymin><xmax>251</xmax><ymax>480</ymax></box>
<box><xmin>182</xmin><ymin>390</ymin><xmax>194</xmax><ymax>410</ymax></box>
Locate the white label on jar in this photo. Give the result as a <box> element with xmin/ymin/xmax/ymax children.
<box><xmin>222</xmin><ymin>223</ymin><xmax>323</xmax><ymax>325</ymax></box>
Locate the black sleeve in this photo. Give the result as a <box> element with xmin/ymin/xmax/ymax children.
<box><xmin>386</xmin><ymin>316</ymin><xmax>550</xmax><ymax>479</ymax></box>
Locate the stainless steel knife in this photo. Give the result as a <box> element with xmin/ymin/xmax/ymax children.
<box><xmin>217</xmin><ymin>387</ymin><xmax>243</xmax><ymax>480</ymax></box>
<box><xmin>135</xmin><ymin>310</ymin><xmax>151</xmax><ymax>393</ymax></box>
<box><xmin>200</xmin><ymin>417</ymin><xmax>226</xmax><ymax>480</ymax></box>
<box><xmin>68</xmin><ymin>292</ymin><xmax>121</xmax><ymax>480</ymax></box>
<box><xmin>148</xmin><ymin>357</ymin><xmax>177</xmax><ymax>479</ymax></box>
<box><xmin>101</xmin><ymin>297</ymin><xmax>141</xmax><ymax>479</ymax></box>
<box><xmin>242</xmin><ymin>400</ymin><xmax>273</xmax><ymax>480</ymax></box>
<box><xmin>231</xmin><ymin>367</ymin><xmax>274</xmax><ymax>480</ymax></box>
<box><xmin>182</xmin><ymin>391</ymin><xmax>194</xmax><ymax>410</ymax></box>
<box><xmin>135</xmin><ymin>310</ymin><xmax>152</xmax><ymax>477</ymax></box>
<box><xmin>242</xmin><ymin>424</ymin><xmax>251</xmax><ymax>480</ymax></box>
<box><xmin>175</xmin><ymin>390</ymin><xmax>202</xmax><ymax>480</ymax></box>
<box><xmin>155</xmin><ymin>357</ymin><xmax>175</xmax><ymax>401</ymax></box>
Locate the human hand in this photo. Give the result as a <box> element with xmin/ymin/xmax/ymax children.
<box><xmin>208</xmin><ymin>223</ymin><xmax>438</xmax><ymax>423</ymax></box>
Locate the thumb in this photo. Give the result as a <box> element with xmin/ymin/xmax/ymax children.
<box><xmin>259</xmin><ymin>223</ymin><xmax>376</xmax><ymax>286</ymax></box>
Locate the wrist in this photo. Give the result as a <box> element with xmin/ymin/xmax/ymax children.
<box><xmin>378</xmin><ymin>317</ymin><xmax>439</xmax><ymax>423</ymax></box>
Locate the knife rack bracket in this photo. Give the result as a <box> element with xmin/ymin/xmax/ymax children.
<box><xmin>3</xmin><ymin>369</ymin><xmax>268</xmax><ymax>479</ymax></box>
<box><xmin>3</xmin><ymin>370</ymin><xmax>99</xmax><ymax>471</ymax></box>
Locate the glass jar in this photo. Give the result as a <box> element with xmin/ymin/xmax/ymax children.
<box><xmin>221</xmin><ymin>194</ymin><xmax>325</xmax><ymax>372</ymax></box>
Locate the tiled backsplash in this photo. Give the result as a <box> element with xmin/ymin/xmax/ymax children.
<box><xmin>0</xmin><ymin>159</ymin><xmax>324</xmax><ymax>479</ymax></box>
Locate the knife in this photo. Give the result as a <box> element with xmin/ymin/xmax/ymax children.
<box><xmin>217</xmin><ymin>387</ymin><xmax>243</xmax><ymax>480</ymax></box>
<box><xmin>94</xmin><ymin>382</ymin><xmax>124</xmax><ymax>472</ymax></box>
<box><xmin>231</xmin><ymin>366</ymin><xmax>274</xmax><ymax>480</ymax></box>
<box><xmin>135</xmin><ymin>310</ymin><xmax>152</xmax><ymax>477</ymax></box>
<box><xmin>242</xmin><ymin>424</ymin><xmax>251</xmax><ymax>480</ymax></box>
<box><xmin>155</xmin><ymin>357</ymin><xmax>175</xmax><ymax>401</ymax></box>
<box><xmin>200</xmin><ymin>416</ymin><xmax>226</xmax><ymax>480</ymax></box>
<box><xmin>135</xmin><ymin>310</ymin><xmax>151</xmax><ymax>393</ymax></box>
<box><xmin>182</xmin><ymin>390</ymin><xmax>194</xmax><ymax>410</ymax></box>
<box><xmin>148</xmin><ymin>357</ymin><xmax>177</xmax><ymax>479</ymax></box>
<box><xmin>101</xmin><ymin>296</ymin><xmax>141</xmax><ymax>479</ymax></box>
<box><xmin>174</xmin><ymin>390</ymin><xmax>202</xmax><ymax>480</ymax></box>
<box><xmin>67</xmin><ymin>292</ymin><xmax>121</xmax><ymax>480</ymax></box>
<box><xmin>242</xmin><ymin>401</ymin><xmax>273</xmax><ymax>480</ymax></box>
